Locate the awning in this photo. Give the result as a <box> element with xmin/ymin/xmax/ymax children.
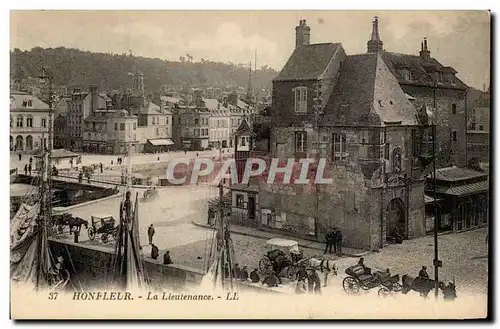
<box><xmin>438</xmin><ymin>180</ymin><xmax>489</xmax><ymax>197</ymax></box>
<box><xmin>148</xmin><ymin>139</ymin><xmax>174</xmax><ymax>146</ymax></box>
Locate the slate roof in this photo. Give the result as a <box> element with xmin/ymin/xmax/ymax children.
<box><xmin>429</xmin><ymin>166</ymin><xmax>488</xmax><ymax>182</ymax></box>
<box><xmin>435</xmin><ymin>180</ymin><xmax>489</xmax><ymax>197</ymax></box>
<box><xmin>323</xmin><ymin>53</ymin><xmax>418</xmax><ymax>126</ymax></box>
<box><xmin>381</xmin><ymin>52</ymin><xmax>468</xmax><ymax>89</ymax></box>
<box><xmin>234</xmin><ymin>118</ymin><xmax>256</xmax><ymax>136</ymax></box>
<box><xmin>10</xmin><ymin>91</ymin><xmax>49</xmax><ymax>110</ymax></box>
<box><xmin>273</xmin><ymin>43</ymin><xmax>342</xmax><ymax>81</ymax></box>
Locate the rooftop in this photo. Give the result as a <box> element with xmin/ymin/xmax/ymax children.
<box><xmin>273</xmin><ymin>43</ymin><xmax>342</xmax><ymax>81</ymax></box>
<box><xmin>429</xmin><ymin>166</ymin><xmax>488</xmax><ymax>182</ymax></box>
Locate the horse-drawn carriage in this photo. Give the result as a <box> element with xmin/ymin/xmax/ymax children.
<box><xmin>87</xmin><ymin>214</ymin><xmax>118</xmax><ymax>244</ymax></box>
<box><xmin>259</xmin><ymin>238</ymin><xmax>306</xmax><ymax>280</ymax></box>
<box><xmin>52</xmin><ymin>213</ymin><xmax>88</xmax><ymax>235</ymax></box>
<box><xmin>142</xmin><ymin>187</ymin><xmax>159</xmax><ymax>202</ymax></box>
<box><xmin>343</xmin><ymin>264</ymin><xmax>402</xmax><ymax>297</ymax></box>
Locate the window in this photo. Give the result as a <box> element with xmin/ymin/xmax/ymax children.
<box><xmin>156</xmin><ymin>128</ymin><xmax>159</xmax><ymax>136</ymax></box>
<box><xmin>411</xmin><ymin>129</ymin><xmax>420</xmax><ymax>156</ymax></box>
<box><xmin>26</xmin><ymin>117</ymin><xmax>33</xmax><ymax>128</ymax></box>
<box><xmin>195</xmin><ymin>118</ymin><xmax>199</xmax><ymax>125</ymax></box>
<box><xmin>384</xmin><ymin>143</ymin><xmax>390</xmax><ymax>160</ymax></box>
<box><xmin>41</xmin><ymin>118</ymin><xmax>47</xmax><ymax>128</ymax></box>
<box><xmin>437</xmin><ymin>72</ymin><xmax>443</xmax><ymax>83</ymax></box>
<box><xmin>452</xmin><ymin>130</ymin><xmax>457</xmax><ymax>142</ymax></box>
<box><xmin>295</xmin><ymin>131</ymin><xmax>307</xmax><ymax>153</ymax></box>
<box><xmin>133</xmin><ymin>123</ymin><xmax>137</xmax><ymax>130</ymax></box>
<box><xmin>451</xmin><ymin>103</ymin><xmax>456</xmax><ymax>114</ymax></box>
<box><xmin>479</xmin><ymin>125</ymin><xmax>484</xmax><ymax>131</ymax></box>
<box><xmin>114</xmin><ymin>123</ymin><xmax>118</xmax><ymax>130</ymax></box>
<box><xmin>166</xmin><ymin>117</ymin><xmax>169</xmax><ymax>124</ymax></box>
<box><xmin>236</xmin><ymin>194</ymin><xmax>244</xmax><ymax>208</ymax></box>
<box><xmin>120</xmin><ymin>123</ymin><xmax>125</xmax><ymax>131</ymax></box>
<box><xmin>332</xmin><ymin>133</ymin><xmax>347</xmax><ymax>161</ymax></box>
<box><xmin>16</xmin><ymin>116</ymin><xmax>23</xmax><ymax>127</ymax></box>
<box><xmin>450</xmin><ymin>74</ymin><xmax>456</xmax><ymax>85</ymax></box>
<box><xmin>293</xmin><ymin>86</ymin><xmax>307</xmax><ymax>113</ymax></box>
<box><xmin>10</xmin><ymin>116</ymin><xmax>13</xmax><ymax>127</ymax></box>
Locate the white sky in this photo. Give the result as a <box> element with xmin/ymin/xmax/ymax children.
<box><xmin>10</xmin><ymin>10</ymin><xmax>490</xmax><ymax>90</ymax></box>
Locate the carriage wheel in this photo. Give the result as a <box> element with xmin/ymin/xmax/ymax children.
<box><xmin>259</xmin><ymin>257</ymin><xmax>274</xmax><ymax>275</ymax></box>
<box><xmin>343</xmin><ymin>277</ymin><xmax>360</xmax><ymax>294</ymax></box>
<box><xmin>101</xmin><ymin>234</ymin><xmax>109</xmax><ymax>244</ymax></box>
<box><xmin>57</xmin><ymin>225</ymin><xmax>64</xmax><ymax>234</ymax></box>
<box><xmin>87</xmin><ymin>227</ymin><xmax>96</xmax><ymax>240</ymax></box>
<box><xmin>378</xmin><ymin>287</ymin><xmax>392</xmax><ymax>298</ymax></box>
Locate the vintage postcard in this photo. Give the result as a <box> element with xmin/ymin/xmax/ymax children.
<box><xmin>9</xmin><ymin>10</ymin><xmax>490</xmax><ymax>319</ymax></box>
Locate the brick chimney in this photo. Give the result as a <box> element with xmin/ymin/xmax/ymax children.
<box><xmin>419</xmin><ymin>37</ymin><xmax>431</xmax><ymax>59</ymax></box>
<box><xmin>295</xmin><ymin>19</ymin><xmax>311</xmax><ymax>50</ymax></box>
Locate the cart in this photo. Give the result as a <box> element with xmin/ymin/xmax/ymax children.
<box><xmin>259</xmin><ymin>238</ymin><xmax>306</xmax><ymax>280</ymax></box>
<box><xmin>342</xmin><ymin>264</ymin><xmax>402</xmax><ymax>297</ymax></box>
<box><xmin>87</xmin><ymin>214</ymin><xmax>118</xmax><ymax>244</ymax></box>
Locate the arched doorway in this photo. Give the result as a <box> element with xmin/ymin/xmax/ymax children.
<box><xmin>386</xmin><ymin>198</ymin><xmax>406</xmax><ymax>240</ymax></box>
<box><xmin>25</xmin><ymin>135</ymin><xmax>33</xmax><ymax>151</ymax></box>
<box><xmin>10</xmin><ymin>136</ymin><xmax>13</xmax><ymax>151</ymax></box>
<box><xmin>15</xmin><ymin>135</ymin><xmax>23</xmax><ymax>151</ymax></box>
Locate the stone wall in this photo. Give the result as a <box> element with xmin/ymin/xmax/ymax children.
<box><xmin>401</xmin><ymin>85</ymin><xmax>467</xmax><ymax>168</ymax></box>
<box><xmin>48</xmin><ymin>238</ymin><xmax>275</xmax><ymax>294</ymax></box>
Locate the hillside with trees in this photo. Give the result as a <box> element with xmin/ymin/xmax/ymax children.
<box><xmin>10</xmin><ymin>47</ymin><xmax>279</xmax><ymax>92</ymax></box>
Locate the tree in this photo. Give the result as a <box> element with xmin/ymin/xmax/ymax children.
<box><xmin>179</xmin><ymin>56</ymin><xmax>186</xmax><ymax>63</ymax></box>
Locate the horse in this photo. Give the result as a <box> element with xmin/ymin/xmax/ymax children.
<box><xmin>56</xmin><ymin>215</ymin><xmax>88</xmax><ymax>235</ymax></box>
<box><xmin>302</xmin><ymin>258</ymin><xmax>338</xmax><ymax>287</ymax></box>
<box><xmin>401</xmin><ymin>274</ymin><xmax>444</xmax><ymax>298</ymax></box>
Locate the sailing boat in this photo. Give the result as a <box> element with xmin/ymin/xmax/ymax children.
<box><xmin>200</xmin><ymin>145</ymin><xmax>239</xmax><ymax>293</ymax></box>
<box><xmin>10</xmin><ymin>149</ymin><xmax>70</xmax><ymax>292</ymax></box>
<box><xmin>108</xmin><ymin>143</ymin><xmax>148</xmax><ymax>291</ymax></box>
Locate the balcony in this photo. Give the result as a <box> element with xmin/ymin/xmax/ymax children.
<box><xmin>10</xmin><ymin>127</ymin><xmax>49</xmax><ymax>134</ymax></box>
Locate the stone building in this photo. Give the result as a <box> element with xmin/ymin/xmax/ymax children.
<box><xmin>10</xmin><ymin>91</ymin><xmax>52</xmax><ymax>152</ymax></box>
<box><xmin>240</xmin><ymin>18</ymin><xmax>445</xmax><ymax>251</ymax></box>
<box><xmin>137</xmin><ymin>101</ymin><xmax>174</xmax><ymax>153</ymax></box>
<box><xmin>466</xmin><ymin>87</ymin><xmax>490</xmax><ymax>164</ymax></box>
<box><xmin>206</xmin><ymin>98</ymin><xmax>231</xmax><ymax>148</ymax></box>
<box><xmin>171</xmin><ymin>105</ymin><xmax>210</xmax><ymax>151</ymax></box>
<box><xmin>66</xmin><ymin>86</ymin><xmax>112</xmax><ymax>150</ymax></box>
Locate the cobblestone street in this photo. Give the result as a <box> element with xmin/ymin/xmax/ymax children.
<box><xmin>169</xmin><ymin>227</ymin><xmax>489</xmax><ymax>297</ymax></box>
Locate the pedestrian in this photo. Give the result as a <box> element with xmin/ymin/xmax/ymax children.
<box><xmin>147</xmin><ymin>224</ymin><xmax>155</xmax><ymax>245</ymax></box>
<box><xmin>196</xmin><ymin>152</ymin><xmax>199</xmax><ymax>157</ymax></box>
<box><xmin>157</xmin><ymin>156</ymin><xmax>160</xmax><ymax>161</ymax></box>
<box><xmin>250</xmin><ymin>268</ymin><xmax>260</xmax><ymax>283</ymax></box>
<box><xmin>163</xmin><ymin>251</ymin><xmax>173</xmax><ymax>265</ymax></box>
<box><xmin>418</xmin><ymin>266</ymin><xmax>429</xmax><ymax>278</ymax></box>
<box><xmin>18</xmin><ymin>153</ymin><xmax>22</xmax><ymax>161</ymax></box>
<box><xmin>184</xmin><ymin>149</ymin><xmax>187</xmax><ymax>154</ymax></box>
<box><xmin>151</xmin><ymin>244</ymin><xmax>159</xmax><ymax>260</ymax></box>
<box><xmin>24</xmin><ymin>164</ymin><xmax>28</xmax><ymax>175</ymax></box>
<box><xmin>336</xmin><ymin>229</ymin><xmax>343</xmax><ymax>256</ymax></box>
<box><xmin>324</xmin><ymin>230</ymin><xmax>334</xmax><ymax>254</ymax></box>
<box><xmin>100</xmin><ymin>162</ymin><xmax>103</xmax><ymax>173</ymax></box>
<box><xmin>70</xmin><ymin>158</ymin><xmax>73</xmax><ymax>168</ymax></box>
<box><xmin>111</xmin><ymin>160</ymin><xmax>114</xmax><ymax>165</ymax></box>
<box><xmin>29</xmin><ymin>157</ymin><xmax>33</xmax><ymax>166</ymax></box>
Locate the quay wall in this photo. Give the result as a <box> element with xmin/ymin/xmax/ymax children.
<box><xmin>48</xmin><ymin>238</ymin><xmax>277</xmax><ymax>294</ymax></box>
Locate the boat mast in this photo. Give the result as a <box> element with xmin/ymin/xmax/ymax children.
<box><xmin>35</xmin><ymin>68</ymin><xmax>54</xmax><ymax>290</ymax></box>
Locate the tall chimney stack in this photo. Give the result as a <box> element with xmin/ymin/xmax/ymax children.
<box><xmin>295</xmin><ymin>19</ymin><xmax>311</xmax><ymax>50</ymax></box>
<box><xmin>90</xmin><ymin>85</ymin><xmax>99</xmax><ymax>112</ymax></box>
<box><xmin>419</xmin><ymin>37</ymin><xmax>431</xmax><ymax>59</ymax></box>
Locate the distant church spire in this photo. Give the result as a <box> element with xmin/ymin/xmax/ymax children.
<box><xmin>246</xmin><ymin>62</ymin><xmax>254</xmax><ymax>105</ymax></box>
<box><xmin>367</xmin><ymin>16</ymin><xmax>384</xmax><ymax>53</ymax></box>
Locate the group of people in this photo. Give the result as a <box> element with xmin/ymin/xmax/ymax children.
<box><xmin>146</xmin><ymin>224</ymin><xmax>173</xmax><ymax>265</ymax></box>
<box><xmin>294</xmin><ymin>266</ymin><xmax>322</xmax><ymax>294</ymax></box>
<box><xmin>23</xmin><ymin>157</ymin><xmax>33</xmax><ymax>176</ymax></box>
<box><xmin>324</xmin><ymin>228</ymin><xmax>343</xmax><ymax>256</ymax></box>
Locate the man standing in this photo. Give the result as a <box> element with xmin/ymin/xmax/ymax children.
<box><xmin>336</xmin><ymin>229</ymin><xmax>343</xmax><ymax>256</ymax></box>
<box><xmin>418</xmin><ymin>266</ymin><xmax>429</xmax><ymax>278</ymax></box>
<box><xmin>324</xmin><ymin>229</ymin><xmax>334</xmax><ymax>254</ymax></box>
<box><xmin>28</xmin><ymin>163</ymin><xmax>32</xmax><ymax>176</ymax></box>
<box><xmin>147</xmin><ymin>224</ymin><xmax>155</xmax><ymax>245</ymax></box>
<box><xmin>18</xmin><ymin>153</ymin><xmax>22</xmax><ymax>161</ymax></box>
<box><xmin>24</xmin><ymin>164</ymin><xmax>28</xmax><ymax>175</ymax></box>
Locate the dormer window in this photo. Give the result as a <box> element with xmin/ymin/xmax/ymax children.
<box><xmin>293</xmin><ymin>86</ymin><xmax>307</xmax><ymax>113</ymax></box>
<box><xmin>437</xmin><ymin>72</ymin><xmax>443</xmax><ymax>84</ymax></box>
<box><xmin>401</xmin><ymin>69</ymin><xmax>412</xmax><ymax>81</ymax></box>
<box><xmin>450</xmin><ymin>74</ymin><xmax>456</xmax><ymax>85</ymax></box>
